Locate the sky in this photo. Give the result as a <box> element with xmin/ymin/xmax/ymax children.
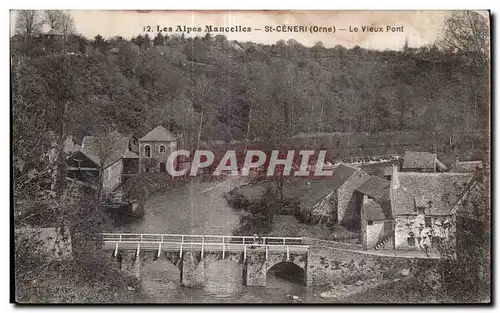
<box><xmin>9</xmin><ymin>10</ymin><xmax>481</xmax><ymax>50</ymax></box>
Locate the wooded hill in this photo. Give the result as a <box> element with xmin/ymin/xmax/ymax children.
<box><xmin>11</xmin><ymin>30</ymin><xmax>489</xmax><ymax>173</ymax></box>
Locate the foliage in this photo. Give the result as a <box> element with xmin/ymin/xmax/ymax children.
<box><xmin>11</xmin><ymin>12</ymin><xmax>489</xmax><ymax>155</ymax></box>
<box><xmin>232</xmin><ymin>187</ymin><xmax>279</xmax><ymax>235</ymax></box>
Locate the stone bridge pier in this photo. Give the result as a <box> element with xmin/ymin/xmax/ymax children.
<box><xmin>113</xmin><ymin>248</ymin><xmax>310</xmax><ymax>288</ymax></box>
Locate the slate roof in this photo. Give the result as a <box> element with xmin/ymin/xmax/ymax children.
<box><xmin>355</xmin><ymin>176</ymin><xmax>390</xmax><ymax>201</ymax></box>
<box><xmin>364</xmin><ymin>194</ymin><xmax>392</xmax><ymax>221</ymax></box>
<box><xmin>139</xmin><ymin>126</ymin><xmax>176</xmax><ymax>142</ymax></box>
<box><xmin>81</xmin><ymin>133</ymin><xmax>131</xmax><ymax>168</ymax></box>
<box><xmin>355</xmin><ymin>176</ymin><xmax>392</xmax><ymax>221</ymax></box>
<box><xmin>392</xmin><ymin>172</ymin><xmax>473</xmax><ymax>216</ymax></box>
<box><xmin>123</xmin><ymin>150</ymin><xmax>139</xmax><ymax>159</ymax></box>
<box><xmin>66</xmin><ymin>150</ymin><xmax>100</xmax><ymax>168</ymax></box>
<box><xmin>402</xmin><ymin>151</ymin><xmax>436</xmax><ymax>170</ymax></box>
<box><xmin>449</xmin><ymin>161</ymin><xmax>483</xmax><ymax>173</ymax></box>
<box><xmin>330</xmin><ymin>163</ymin><xmax>359</xmax><ymax>189</ymax></box>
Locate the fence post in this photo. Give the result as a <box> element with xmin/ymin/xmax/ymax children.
<box><xmin>140</xmin><ymin>234</ymin><xmax>143</xmax><ymax>242</ymax></box>
<box><xmin>222</xmin><ymin>239</ymin><xmax>225</xmax><ymax>259</ymax></box>
<box><xmin>114</xmin><ymin>242</ymin><xmax>119</xmax><ymax>257</ymax></box>
<box><xmin>157</xmin><ymin>242</ymin><xmax>162</xmax><ymax>258</ymax></box>
<box><xmin>179</xmin><ymin>242</ymin><xmax>183</xmax><ymax>258</ymax></box>
<box><xmin>119</xmin><ymin>234</ymin><xmax>122</xmax><ymax>242</ymax></box>
<box><xmin>136</xmin><ymin>242</ymin><xmax>140</xmax><ymax>258</ymax></box>
<box><xmin>283</xmin><ymin>238</ymin><xmax>285</xmax><ymax>246</ymax></box>
<box><xmin>201</xmin><ymin>236</ymin><xmax>204</xmax><ymax>258</ymax></box>
<box><xmin>287</xmin><ymin>246</ymin><xmax>290</xmax><ymax>261</ymax></box>
<box><xmin>244</xmin><ymin>244</ymin><xmax>247</xmax><ymax>260</ymax></box>
<box><xmin>265</xmin><ymin>245</ymin><xmax>268</xmax><ymax>260</ymax></box>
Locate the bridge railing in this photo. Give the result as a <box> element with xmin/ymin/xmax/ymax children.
<box><xmin>101</xmin><ymin>233</ymin><xmax>308</xmax><ymax>261</ymax></box>
<box><xmin>100</xmin><ymin>233</ymin><xmax>304</xmax><ymax>246</ymax></box>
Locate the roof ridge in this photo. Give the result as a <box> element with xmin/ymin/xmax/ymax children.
<box><xmin>399</xmin><ymin>172</ymin><xmax>473</xmax><ymax>176</ymax></box>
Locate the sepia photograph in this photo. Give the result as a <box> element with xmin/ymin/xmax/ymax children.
<box><xmin>10</xmin><ymin>9</ymin><xmax>491</xmax><ymax>304</ymax></box>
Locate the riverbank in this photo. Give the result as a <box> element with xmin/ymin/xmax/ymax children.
<box><xmin>15</xmin><ymin>252</ymin><xmax>142</xmax><ymax>303</ymax></box>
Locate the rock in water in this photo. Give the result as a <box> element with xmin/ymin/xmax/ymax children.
<box><xmin>320</xmin><ymin>291</ymin><xmax>337</xmax><ymax>299</ymax></box>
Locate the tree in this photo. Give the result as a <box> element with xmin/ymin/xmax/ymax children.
<box><xmin>43</xmin><ymin>10</ymin><xmax>62</xmax><ymax>30</ymax></box>
<box><xmin>43</xmin><ymin>10</ymin><xmax>76</xmax><ymax>43</ymax></box>
<box><xmin>15</xmin><ymin>10</ymin><xmax>42</xmax><ymax>38</ymax></box>
<box><xmin>93</xmin><ymin>34</ymin><xmax>106</xmax><ymax>52</ymax></box>
<box><xmin>153</xmin><ymin>32</ymin><xmax>165</xmax><ymax>46</ymax></box>
<box><xmin>58</xmin><ymin>11</ymin><xmax>76</xmax><ymax>41</ymax></box>
<box><xmin>438</xmin><ymin>11</ymin><xmax>489</xmax><ymax>66</ymax></box>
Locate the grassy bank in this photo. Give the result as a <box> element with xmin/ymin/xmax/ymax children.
<box><xmin>15</xmin><ymin>251</ymin><xmax>142</xmax><ymax>303</ymax></box>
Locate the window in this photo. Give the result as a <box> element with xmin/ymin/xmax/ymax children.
<box><xmin>425</xmin><ymin>216</ymin><xmax>432</xmax><ymax>228</ymax></box>
<box><xmin>159</xmin><ymin>162</ymin><xmax>166</xmax><ymax>173</ymax></box>
<box><xmin>160</xmin><ymin>145</ymin><xmax>166</xmax><ymax>153</ymax></box>
<box><xmin>407</xmin><ymin>237</ymin><xmax>416</xmax><ymax>247</ymax></box>
<box><xmin>145</xmin><ymin>167</ymin><xmax>150</xmax><ymax>173</ymax></box>
<box><xmin>367</xmin><ymin>221</ymin><xmax>373</xmax><ymax>226</ymax></box>
<box><xmin>144</xmin><ymin>145</ymin><xmax>151</xmax><ymax>158</ymax></box>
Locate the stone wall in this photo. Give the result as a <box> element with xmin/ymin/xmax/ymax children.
<box><xmin>307</xmin><ymin>245</ymin><xmax>437</xmax><ymax>286</ymax></box>
<box><xmin>103</xmin><ymin>159</ymin><xmax>123</xmax><ymax>195</ymax></box>
<box><xmin>310</xmin><ymin>191</ymin><xmax>336</xmax><ymax>223</ymax></box>
<box><xmin>394</xmin><ymin>215</ymin><xmax>455</xmax><ymax>250</ymax></box>
<box><xmin>338</xmin><ymin>169</ymin><xmax>370</xmax><ymax>225</ymax></box>
<box><xmin>139</xmin><ymin>141</ymin><xmax>177</xmax><ymax>173</ymax></box>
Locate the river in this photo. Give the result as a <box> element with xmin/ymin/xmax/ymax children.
<box><xmin>104</xmin><ymin>176</ymin><xmax>326</xmax><ymax>303</ymax></box>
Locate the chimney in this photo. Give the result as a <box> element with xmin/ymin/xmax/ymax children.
<box><xmin>391</xmin><ymin>164</ymin><xmax>400</xmax><ymax>190</ymax></box>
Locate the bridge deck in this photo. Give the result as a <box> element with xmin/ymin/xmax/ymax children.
<box><xmin>101</xmin><ymin>233</ymin><xmax>309</xmax><ymax>258</ymax></box>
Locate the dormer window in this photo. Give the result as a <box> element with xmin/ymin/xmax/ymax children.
<box><xmin>160</xmin><ymin>145</ymin><xmax>166</xmax><ymax>153</ymax></box>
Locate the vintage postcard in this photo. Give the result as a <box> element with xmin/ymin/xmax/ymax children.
<box><xmin>11</xmin><ymin>10</ymin><xmax>491</xmax><ymax>304</ymax></box>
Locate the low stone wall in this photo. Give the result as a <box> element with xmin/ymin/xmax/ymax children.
<box><xmin>307</xmin><ymin>245</ymin><xmax>438</xmax><ymax>287</ymax></box>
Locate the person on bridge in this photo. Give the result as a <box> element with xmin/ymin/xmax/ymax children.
<box><xmin>253</xmin><ymin>233</ymin><xmax>258</xmax><ymax>244</ymax></box>
<box><xmin>258</xmin><ymin>234</ymin><xmax>264</xmax><ymax>244</ymax></box>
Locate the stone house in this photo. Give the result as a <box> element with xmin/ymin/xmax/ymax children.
<box><xmin>401</xmin><ymin>151</ymin><xmax>448</xmax><ymax>172</ymax></box>
<box><xmin>328</xmin><ymin>164</ymin><xmax>370</xmax><ymax>227</ymax></box>
<box><xmin>234</xmin><ymin>164</ymin><xmax>368</xmax><ymax>229</ymax></box>
<box><xmin>80</xmin><ymin>131</ymin><xmax>139</xmax><ymax>196</ymax></box>
<box><xmin>296</xmin><ymin>164</ymin><xmax>369</xmax><ymax>227</ymax></box>
<box><xmin>354</xmin><ymin>176</ymin><xmax>393</xmax><ymax>250</ymax></box>
<box><xmin>138</xmin><ymin>126</ymin><xmax>178</xmax><ymax>173</ymax></box>
<box><xmin>390</xmin><ymin>165</ymin><xmax>472</xmax><ymax>251</ymax></box>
